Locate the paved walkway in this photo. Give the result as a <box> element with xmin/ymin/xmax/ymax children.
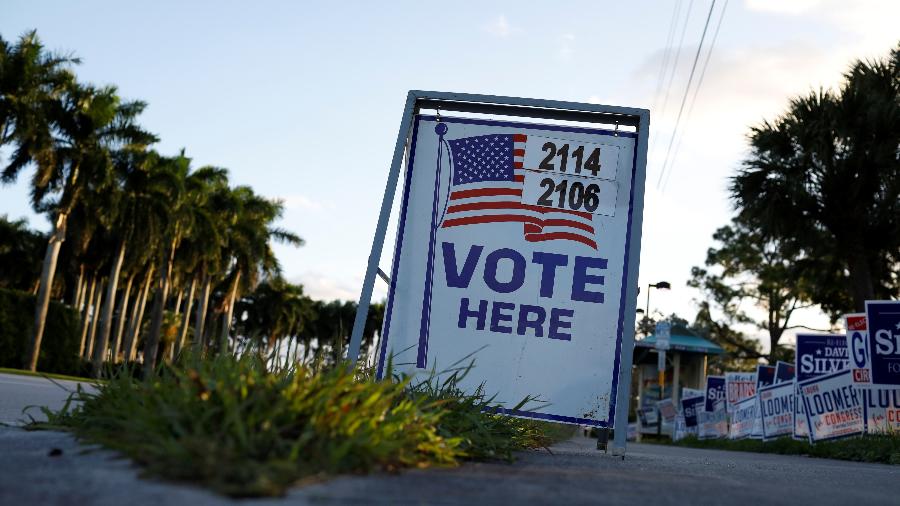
<box><xmin>2</xmin><ymin>373</ymin><xmax>899</xmax><ymax>505</ymax></box>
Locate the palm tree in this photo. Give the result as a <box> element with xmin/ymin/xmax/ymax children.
<box><xmin>3</xmin><ymin>68</ymin><xmax>156</xmax><ymax>370</ymax></box>
<box><xmin>90</xmin><ymin>148</ymin><xmax>178</xmax><ymax>376</ymax></box>
<box><xmin>730</xmin><ymin>44</ymin><xmax>900</xmax><ymax>314</ymax></box>
<box><xmin>0</xmin><ymin>215</ymin><xmax>45</xmax><ymax>290</ymax></box>
<box><xmin>215</xmin><ymin>187</ymin><xmax>303</xmax><ymax>355</ymax></box>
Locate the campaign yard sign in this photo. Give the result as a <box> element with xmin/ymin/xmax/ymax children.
<box><xmin>698</xmin><ymin>409</ymin><xmax>728</xmax><ymax>439</ymax></box>
<box><xmin>378</xmin><ymin>114</ymin><xmax>643</xmax><ymax>427</ymax></box>
<box><xmin>682</xmin><ymin>387</ymin><xmax>704</xmax><ymax>399</ymax></box>
<box><xmin>657</xmin><ymin>398</ymin><xmax>677</xmax><ymax>423</ymax></box>
<box><xmin>681</xmin><ymin>395</ymin><xmax>704</xmax><ymax>428</ymax></box>
<box><xmin>774</xmin><ymin>361</ymin><xmax>795</xmax><ymax>384</ymax></box>
<box><xmin>862</xmin><ymin>387</ymin><xmax>900</xmax><ymax>434</ymax></box>
<box><xmin>845</xmin><ymin>313</ymin><xmax>871</xmax><ymax>386</ymax></box>
<box><xmin>758</xmin><ymin>381</ymin><xmax>794</xmax><ymax>441</ymax></box>
<box><xmin>725</xmin><ymin>372</ymin><xmax>756</xmax><ymax>414</ymax></box>
<box><xmin>794</xmin><ymin>334</ymin><xmax>847</xmax><ymax>440</ymax></box>
<box><xmin>757</xmin><ymin>365</ymin><xmax>775</xmax><ymax>389</ymax></box>
<box><xmin>799</xmin><ymin>369</ymin><xmax>863</xmax><ymax>442</ymax></box>
<box><xmin>729</xmin><ymin>395</ymin><xmax>758</xmax><ymax>440</ymax></box>
<box><xmin>705</xmin><ymin>376</ymin><xmax>726</xmax><ymax>413</ymax></box>
<box><xmin>865</xmin><ymin>301</ymin><xmax>900</xmax><ymax>386</ymax></box>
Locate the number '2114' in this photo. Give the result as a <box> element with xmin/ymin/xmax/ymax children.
<box><xmin>539</xmin><ymin>141</ymin><xmax>602</xmax><ymax>176</ymax></box>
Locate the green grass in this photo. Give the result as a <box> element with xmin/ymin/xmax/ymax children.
<box><xmin>31</xmin><ymin>354</ymin><xmax>562</xmax><ymax>497</ymax></box>
<box><xmin>670</xmin><ymin>434</ymin><xmax>900</xmax><ymax>464</ymax></box>
<box><xmin>0</xmin><ymin>366</ymin><xmax>94</xmax><ymax>383</ymax></box>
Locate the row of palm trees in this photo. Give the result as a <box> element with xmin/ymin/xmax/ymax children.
<box><xmin>1</xmin><ymin>31</ymin><xmax>378</xmax><ymax>376</ymax></box>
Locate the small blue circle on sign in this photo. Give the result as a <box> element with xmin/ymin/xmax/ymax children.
<box><xmin>435</xmin><ymin>123</ymin><xmax>448</xmax><ymax>135</ymax></box>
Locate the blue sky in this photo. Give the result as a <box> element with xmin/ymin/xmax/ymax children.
<box><xmin>2</xmin><ymin>1</ymin><xmax>898</xmax><ymax>352</ymax></box>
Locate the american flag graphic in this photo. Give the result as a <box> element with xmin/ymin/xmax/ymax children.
<box><xmin>440</xmin><ymin>133</ymin><xmax>597</xmax><ymax>249</ymax></box>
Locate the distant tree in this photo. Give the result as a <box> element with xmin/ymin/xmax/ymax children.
<box><xmin>689</xmin><ymin>219</ymin><xmax>814</xmax><ymax>363</ymax></box>
<box><xmin>730</xmin><ymin>44</ymin><xmax>900</xmax><ymax>314</ymax></box>
<box><xmin>690</xmin><ymin>302</ymin><xmax>764</xmax><ymax>374</ymax></box>
<box><xmin>0</xmin><ymin>216</ymin><xmax>45</xmax><ymax>290</ymax></box>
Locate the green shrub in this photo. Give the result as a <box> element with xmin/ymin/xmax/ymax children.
<box><xmin>673</xmin><ymin>434</ymin><xmax>900</xmax><ymax>464</ymax></box>
<box><xmin>37</xmin><ymin>354</ymin><xmax>558</xmax><ymax>497</ymax></box>
<box><xmin>0</xmin><ymin>287</ymin><xmax>81</xmax><ymax>374</ymax></box>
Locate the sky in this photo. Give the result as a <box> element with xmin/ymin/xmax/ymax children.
<box><xmin>2</xmin><ymin>0</ymin><xmax>898</xmax><ymax>353</ymax></box>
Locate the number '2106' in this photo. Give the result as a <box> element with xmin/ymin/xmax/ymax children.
<box><xmin>539</xmin><ymin>142</ymin><xmax>602</xmax><ymax>176</ymax></box>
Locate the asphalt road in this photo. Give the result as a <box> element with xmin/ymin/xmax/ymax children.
<box><xmin>2</xmin><ymin>373</ymin><xmax>899</xmax><ymax>505</ymax></box>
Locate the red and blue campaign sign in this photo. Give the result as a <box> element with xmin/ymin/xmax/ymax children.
<box><xmin>774</xmin><ymin>361</ymin><xmax>795</xmax><ymax>384</ymax></box>
<box><xmin>794</xmin><ymin>334</ymin><xmax>847</xmax><ymax>440</ymax></box>
<box><xmin>757</xmin><ymin>365</ymin><xmax>775</xmax><ymax>389</ymax></box>
<box><xmin>865</xmin><ymin>301</ymin><xmax>900</xmax><ymax>386</ymax></box>
<box><xmin>705</xmin><ymin>375</ymin><xmax>726</xmax><ymax>413</ymax></box>
<box><xmin>799</xmin><ymin>369</ymin><xmax>863</xmax><ymax>442</ymax></box>
<box><xmin>759</xmin><ymin>381</ymin><xmax>795</xmax><ymax>441</ymax></box>
<box><xmin>681</xmin><ymin>395</ymin><xmax>704</xmax><ymax>428</ymax></box>
<box><xmin>378</xmin><ymin>115</ymin><xmax>642</xmax><ymax>427</ymax></box>
<box><xmin>845</xmin><ymin>313</ymin><xmax>871</xmax><ymax>385</ymax></box>
<box><xmin>728</xmin><ymin>396</ymin><xmax>758</xmax><ymax>440</ymax></box>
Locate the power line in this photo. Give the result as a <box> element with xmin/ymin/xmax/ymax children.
<box><xmin>662</xmin><ymin>0</ymin><xmax>730</xmax><ymax>192</ymax></box>
<box><xmin>655</xmin><ymin>0</ymin><xmax>717</xmax><ymax>189</ymax></box>
<box><xmin>651</xmin><ymin>0</ymin><xmax>683</xmax><ymax>113</ymax></box>
<box><xmin>650</xmin><ymin>0</ymin><xmax>694</xmax><ymax>160</ymax></box>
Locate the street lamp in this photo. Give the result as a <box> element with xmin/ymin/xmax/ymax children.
<box><xmin>645</xmin><ymin>281</ymin><xmax>670</xmax><ymax>438</ymax></box>
<box><xmin>645</xmin><ymin>281</ymin><xmax>671</xmax><ymax>317</ymax></box>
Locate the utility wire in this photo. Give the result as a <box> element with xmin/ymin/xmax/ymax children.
<box><xmin>655</xmin><ymin>0</ymin><xmax>717</xmax><ymax>189</ymax></box>
<box><xmin>650</xmin><ymin>0</ymin><xmax>695</xmax><ymax>159</ymax></box>
<box><xmin>651</xmin><ymin>0</ymin><xmax>683</xmax><ymax>113</ymax></box>
<box><xmin>662</xmin><ymin>0</ymin><xmax>730</xmax><ymax>192</ymax></box>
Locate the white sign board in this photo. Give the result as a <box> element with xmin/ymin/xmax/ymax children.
<box><xmin>729</xmin><ymin>395</ymin><xmax>758</xmax><ymax>440</ymax></box>
<box><xmin>799</xmin><ymin>369</ymin><xmax>863</xmax><ymax>442</ymax></box>
<box><xmin>655</xmin><ymin>321</ymin><xmax>671</xmax><ymax>351</ymax></box>
<box><xmin>698</xmin><ymin>409</ymin><xmax>728</xmax><ymax>439</ymax></box>
<box><xmin>758</xmin><ymin>381</ymin><xmax>795</xmax><ymax>441</ymax></box>
<box><xmin>862</xmin><ymin>387</ymin><xmax>900</xmax><ymax>434</ymax></box>
<box><xmin>725</xmin><ymin>372</ymin><xmax>756</xmax><ymax>414</ymax></box>
<box><xmin>377</xmin><ymin>114</ymin><xmax>643</xmax><ymax>427</ymax></box>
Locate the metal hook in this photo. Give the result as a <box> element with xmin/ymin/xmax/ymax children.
<box><xmin>436</xmin><ymin>106</ymin><xmax>442</xmax><ymax>122</ymax></box>
<box><xmin>614</xmin><ymin>121</ymin><xmax>620</xmax><ymax>137</ymax></box>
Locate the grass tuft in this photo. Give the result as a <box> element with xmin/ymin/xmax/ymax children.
<box><xmin>33</xmin><ymin>353</ymin><xmax>567</xmax><ymax>496</ymax></box>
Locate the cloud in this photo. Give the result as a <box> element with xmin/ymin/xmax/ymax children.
<box><xmin>280</xmin><ymin>194</ymin><xmax>331</xmax><ymax>212</ymax></box>
<box><xmin>292</xmin><ymin>271</ymin><xmax>360</xmax><ymax>301</ymax></box>
<box><xmin>484</xmin><ymin>15</ymin><xmax>514</xmax><ymax>38</ymax></box>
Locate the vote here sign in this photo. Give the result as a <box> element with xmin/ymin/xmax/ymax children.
<box><xmin>758</xmin><ymin>381</ymin><xmax>794</xmax><ymax>441</ymax></box>
<box><xmin>377</xmin><ymin>115</ymin><xmax>642</xmax><ymax>427</ymax></box>
<box><xmin>865</xmin><ymin>301</ymin><xmax>900</xmax><ymax>386</ymax></box>
<box><xmin>799</xmin><ymin>369</ymin><xmax>863</xmax><ymax>442</ymax></box>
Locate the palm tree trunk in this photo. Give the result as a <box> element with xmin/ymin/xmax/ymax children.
<box><xmin>123</xmin><ymin>269</ymin><xmax>153</xmax><ymax>362</ymax></box>
<box><xmin>85</xmin><ymin>278</ymin><xmax>105</xmax><ymax>360</ymax></box>
<box><xmin>218</xmin><ymin>270</ymin><xmax>241</xmax><ymax>355</ymax></box>
<box><xmin>92</xmin><ymin>242</ymin><xmax>126</xmax><ymax>377</ymax></box>
<box><xmin>175</xmin><ymin>276</ymin><xmax>197</xmax><ymax>357</ymax></box>
<box><xmin>193</xmin><ymin>274</ymin><xmax>212</xmax><ymax>353</ymax></box>
<box><xmin>111</xmin><ymin>274</ymin><xmax>134</xmax><ymax>362</ymax></box>
<box><xmin>144</xmin><ymin>244</ymin><xmax>176</xmax><ymax>374</ymax></box>
<box><xmin>73</xmin><ymin>264</ymin><xmax>85</xmax><ymax>309</ymax></box>
<box><xmin>25</xmin><ymin>212</ymin><xmax>68</xmax><ymax>371</ymax></box>
<box><xmin>78</xmin><ymin>275</ymin><xmax>96</xmax><ymax>357</ymax></box>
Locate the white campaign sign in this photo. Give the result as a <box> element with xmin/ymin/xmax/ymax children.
<box><xmin>378</xmin><ymin>115</ymin><xmax>641</xmax><ymax>427</ymax></box>
<box><xmin>698</xmin><ymin>408</ymin><xmax>728</xmax><ymax>439</ymax></box>
<box><xmin>799</xmin><ymin>369</ymin><xmax>863</xmax><ymax>442</ymax></box>
<box><xmin>758</xmin><ymin>381</ymin><xmax>795</xmax><ymax>441</ymax></box>
<box><xmin>862</xmin><ymin>387</ymin><xmax>900</xmax><ymax>434</ymax></box>
<box><xmin>729</xmin><ymin>395</ymin><xmax>758</xmax><ymax>440</ymax></box>
<box><xmin>726</xmin><ymin>372</ymin><xmax>756</xmax><ymax>414</ymax></box>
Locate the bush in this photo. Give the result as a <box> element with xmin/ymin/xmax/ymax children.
<box><xmin>37</xmin><ymin>354</ymin><xmax>558</xmax><ymax>497</ymax></box>
<box><xmin>0</xmin><ymin>288</ymin><xmax>81</xmax><ymax>374</ymax></box>
<box><xmin>672</xmin><ymin>434</ymin><xmax>900</xmax><ymax>464</ymax></box>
